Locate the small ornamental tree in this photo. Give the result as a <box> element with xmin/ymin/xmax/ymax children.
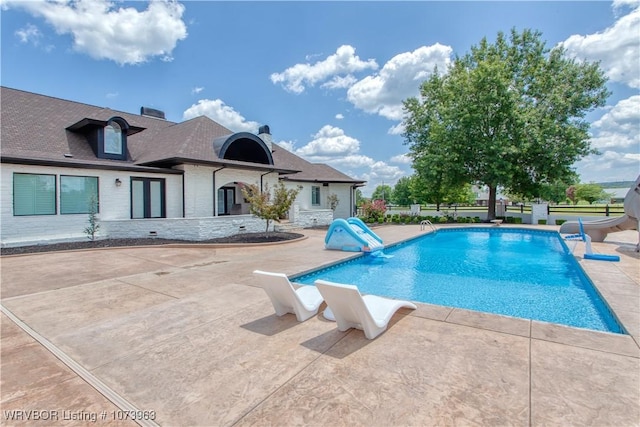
<box><xmin>327</xmin><ymin>193</ymin><xmax>339</xmax><ymax>211</ymax></box>
<box><xmin>84</xmin><ymin>194</ymin><xmax>100</xmax><ymax>241</ymax></box>
<box><xmin>241</xmin><ymin>182</ymin><xmax>301</xmax><ymax>232</ymax></box>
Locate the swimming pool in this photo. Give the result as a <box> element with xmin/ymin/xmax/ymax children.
<box><xmin>294</xmin><ymin>228</ymin><xmax>624</xmax><ymax>334</ymax></box>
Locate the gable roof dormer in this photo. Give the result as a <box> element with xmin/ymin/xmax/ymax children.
<box><xmin>67</xmin><ymin>116</ymin><xmax>145</xmax><ymax>161</ymax></box>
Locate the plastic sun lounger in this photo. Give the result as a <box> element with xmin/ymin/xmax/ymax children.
<box><xmin>253</xmin><ymin>270</ymin><xmax>324</xmax><ymax>322</ymax></box>
<box><xmin>314</xmin><ymin>279</ymin><xmax>417</xmax><ymax>339</ymax></box>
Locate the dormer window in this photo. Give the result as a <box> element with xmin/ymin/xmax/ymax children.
<box><xmin>67</xmin><ymin>116</ymin><xmax>143</xmax><ymax>161</ymax></box>
<box><xmin>104</xmin><ymin>120</ymin><xmax>123</xmax><ymax>155</ymax></box>
<box><xmin>99</xmin><ymin>117</ymin><xmax>128</xmax><ymax>160</ymax></box>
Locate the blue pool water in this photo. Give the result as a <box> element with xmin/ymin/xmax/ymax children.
<box><xmin>295</xmin><ymin>228</ymin><xmax>623</xmax><ymax>334</ymax></box>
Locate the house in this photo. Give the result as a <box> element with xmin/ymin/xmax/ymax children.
<box><xmin>0</xmin><ymin>87</ymin><xmax>365</xmax><ymax>247</ymax></box>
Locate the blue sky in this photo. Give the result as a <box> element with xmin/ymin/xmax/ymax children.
<box><xmin>2</xmin><ymin>0</ymin><xmax>639</xmax><ymax>196</ymax></box>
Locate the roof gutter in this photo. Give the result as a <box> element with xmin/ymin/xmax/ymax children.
<box><xmin>1</xmin><ymin>156</ymin><xmax>183</xmax><ymax>174</ymax></box>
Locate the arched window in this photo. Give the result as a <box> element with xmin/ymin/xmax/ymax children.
<box><xmin>104</xmin><ymin>120</ymin><xmax>123</xmax><ymax>155</ymax></box>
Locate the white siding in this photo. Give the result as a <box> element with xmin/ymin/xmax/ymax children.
<box><xmin>284</xmin><ymin>181</ymin><xmax>354</xmax><ymax>219</ymax></box>
<box><xmin>1</xmin><ymin>164</ymin><xmax>181</xmax><ymax>246</ymax></box>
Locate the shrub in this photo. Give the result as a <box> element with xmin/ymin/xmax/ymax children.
<box><xmin>438</xmin><ymin>216</ymin><xmax>448</xmax><ymax>223</ymax></box>
<box><xmin>538</xmin><ymin>219</ymin><xmax>547</xmax><ymax>225</ymax></box>
<box><xmin>555</xmin><ymin>219</ymin><xmax>566</xmax><ymax>225</ymax></box>
<box><xmin>360</xmin><ymin>199</ymin><xmax>387</xmax><ymax>223</ymax></box>
<box><xmin>514</xmin><ymin>217</ymin><xmax>523</xmax><ymax>224</ymax></box>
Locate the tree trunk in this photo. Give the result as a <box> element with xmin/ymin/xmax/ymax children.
<box><xmin>487</xmin><ymin>185</ymin><xmax>497</xmax><ymax>220</ymax></box>
<box><xmin>265</xmin><ymin>219</ymin><xmax>270</xmax><ymax>233</ymax></box>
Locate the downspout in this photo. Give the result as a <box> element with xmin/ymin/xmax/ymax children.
<box><xmin>260</xmin><ymin>170</ymin><xmax>274</xmax><ymax>192</ymax></box>
<box><xmin>212</xmin><ymin>166</ymin><xmax>225</xmax><ymax>216</ymax></box>
<box><xmin>181</xmin><ymin>172</ymin><xmax>185</xmax><ymax>218</ymax></box>
<box><xmin>351</xmin><ymin>185</ymin><xmax>356</xmax><ymax>217</ymax></box>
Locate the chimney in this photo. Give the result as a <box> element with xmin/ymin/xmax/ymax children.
<box><xmin>258</xmin><ymin>124</ymin><xmax>273</xmax><ymax>151</ymax></box>
<box><xmin>140</xmin><ymin>106</ymin><xmax>166</xmax><ymax>120</ymax></box>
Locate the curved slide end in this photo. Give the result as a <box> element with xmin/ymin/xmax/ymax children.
<box><xmin>559</xmin><ymin>176</ymin><xmax>640</xmax><ymax>242</ymax></box>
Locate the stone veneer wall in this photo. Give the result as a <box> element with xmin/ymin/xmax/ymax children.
<box><xmin>295</xmin><ymin>209</ymin><xmax>334</xmax><ymax>228</ymax></box>
<box><xmin>101</xmin><ymin>210</ymin><xmax>334</xmax><ymax>241</ymax></box>
<box><xmin>101</xmin><ymin>215</ymin><xmax>270</xmax><ymax>241</ymax></box>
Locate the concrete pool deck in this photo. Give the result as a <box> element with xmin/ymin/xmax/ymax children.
<box><xmin>1</xmin><ymin>224</ymin><xmax>638</xmax><ymax>426</ymax></box>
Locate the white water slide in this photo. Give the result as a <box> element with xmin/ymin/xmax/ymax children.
<box><xmin>559</xmin><ymin>175</ymin><xmax>640</xmax><ymax>242</ymax></box>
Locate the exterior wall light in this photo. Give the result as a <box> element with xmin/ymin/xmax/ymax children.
<box><xmin>115</xmin><ymin>178</ymin><xmax>122</xmax><ymax>187</ymax></box>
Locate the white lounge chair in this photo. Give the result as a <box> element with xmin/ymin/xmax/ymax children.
<box><xmin>314</xmin><ymin>279</ymin><xmax>417</xmax><ymax>339</ymax></box>
<box><xmin>253</xmin><ymin>270</ymin><xmax>324</xmax><ymax>322</ymax></box>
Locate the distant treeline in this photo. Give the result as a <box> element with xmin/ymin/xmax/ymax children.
<box><xmin>597</xmin><ymin>181</ymin><xmax>634</xmax><ymax>188</ymax></box>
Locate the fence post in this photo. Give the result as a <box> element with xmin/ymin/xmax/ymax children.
<box><xmin>520</xmin><ymin>204</ymin><xmax>524</xmax><ymax>214</ymax></box>
<box><xmin>606</xmin><ymin>204</ymin><xmax>610</xmax><ymax>217</ymax></box>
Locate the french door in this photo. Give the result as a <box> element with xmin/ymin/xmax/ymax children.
<box><xmin>217</xmin><ymin>187</ymin><xmax>235</xmax><ymax>215</ymax></box>
<box><xmin>131</xmin><ymin>178</ymin><xmax>165</xmax><ymax>218</ymax></box>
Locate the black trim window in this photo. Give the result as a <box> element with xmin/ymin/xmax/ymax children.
<box><xmin>104</xmin><ymin>121</ymin><xmax>123</xmax><ymax>154</ymax></box>
<box><xmin>13</xmin><ymin>173</ymin><xmax>56</xmax><ymax>216</ymax></box>
<box><xmin>217</xmin><ymin>187</ymin><xmax>235</xmax><ymax>215</ymax></box>
<box><xmin>311</xmin><ymin>186</ymin><xmax>321</xmax><ymax>206</ymax></box>
<box><xmin>131</xmin><ymin>178</ymin><xmax>165</xmax><ymax>219</ymax></box>
<box><xmin>60</xmin><ymin>175</ymin><xmax>99</xmax><ymax>214</ymax></box>
<box><xmin>100</xmin><ymin>118</ymin><xmax>127</xmax><ymax>160</ymax></box>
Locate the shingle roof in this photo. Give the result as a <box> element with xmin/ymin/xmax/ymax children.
<box><xmin>1</xmin><ymin>86</ymin><xmax>364</xmax><ymax>183</ymax></box>
<box><xmin>274</xmin><ymin>144</ymin><xmax>365</xmax><ymax>184</ymax></box>
<box><xmin>1</xmin><ymin>86</ymin><xmax>177</xmax><ymax>170</ymax></box>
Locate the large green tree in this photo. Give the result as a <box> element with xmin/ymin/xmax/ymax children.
<box><xmin>575</xmin><ymin>183</ymin><xmax>611</xmax><ymax>204</ymax></box>
<box><xmin>371</xmin><ymin>184</ymin><xmax>393</xmax><ymax>202</ymax></box>
<box><xmin>392</xmin><ymin>177</ymin><xmax>413</xmax><ymax>205</ymax></box>
<box><xmin>403</xmin><ymin>28</ymin><xmax>609</xmax><ymax>219</ymax></box>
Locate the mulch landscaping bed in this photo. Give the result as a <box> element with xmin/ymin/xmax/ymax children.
<box><xmin>1</xmin><ymin>232</ymin><xmax>304</xmax><ymax>256</ymax></box>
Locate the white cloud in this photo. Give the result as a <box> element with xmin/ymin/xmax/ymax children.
<box><xmin>390</xmin><ymin>154</ymin><xmax>411</xmax><ymax>164</ymax></box>
<box><xmin>576</xmin><ymin>94</ymin><xmax>640</xmax><ymax>182</ymax></box>
<box><xmin>590</xmin><ymin>95</ymin><xmax>640</xmax><ymax>150</ymax></box>
<box><xmin>388</xmin><ymin>123</ymin><xmax>405</xmax><ymax>135</ymax></box>
<box><xmin>15</xmin><ymin>23</ymin><xmax>41</xmax><ymax>44</ymax></box>
<box><xmin>367</xmin><ymin>161</ymin><xmax>405</xmax><ymax>181</ymax></box>
<box><xmin>335</xmin><ymin>113</ymin><xmax>344</xmax><ymax>120</ymax></box>
<box><xmin>290</xmin><ymin>124</ymin><xmax>407</xmax><ymax>194</ymax></box>
<box><xmin>320</xmin><ymin>75</ymin><xmax>358</xmax><ymax>90</ymax></box>
<box><xmin>295</xmin><ymin>125</ymin><xmax>360</xmax><ymax>158</ymax></box>
<box><xmin>561</xmin><ymin>4</ymin><xmax>640</xmax><ymax>88</ymax></box>
<box><xmin>576</xmin><ymin>150</ymin><xmax>640</xmax><ymax>182</ymax></box>
<box><xmin>270</xmin><ymin>45</ymin><xmax>378</xmax><ymax>94</ymax></box>
<box><xmin>106</xmin><ymin>92</ymin><xmax>118</xmax><ymax>99</ymax></box>
<box><xmin>346</xmin><ymin>44</ymin><xmax>452</xmax><ymax>120</ymax></box>
<box><xmin>4</xmin><ymin>0</ymin><xmax>188</xmax><ymax>65</ymax></box>
<box><xmin>275</xmin><ymin>140</ymin><xmax>296</xmax><ymax>152</ymax></box>
<box><xmin>613</xmin><ymin>0</ymin><xmax>640</xmax><ymax>14</ymax></box>
<box><xmin>191</xmin><ymin>86</ymin><xmax>204</xmax><ymax>94</ymax></box>
<box><xmin>183</xmin><ymin>99</ymin><xmax>259</xmax><ymax>133</ymax></box>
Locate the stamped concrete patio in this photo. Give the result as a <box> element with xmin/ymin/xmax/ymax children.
<box><xmin>1</xmin><ymin>225</ymin><xmax>638</xmax><ymax>426</ymax></box>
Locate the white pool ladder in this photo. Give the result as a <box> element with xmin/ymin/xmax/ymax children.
<box><xmin>420</xmin><ymin>220</ymin><xmax>437</xmax><ymax>232</ymax></box>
